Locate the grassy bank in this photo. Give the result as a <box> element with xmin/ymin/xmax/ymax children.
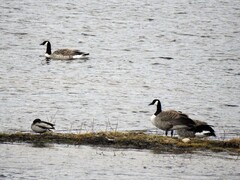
<box><xmin>0</xmin><ymin>132</ymin><xmax>239</xmax><ymax>154</ymax></box>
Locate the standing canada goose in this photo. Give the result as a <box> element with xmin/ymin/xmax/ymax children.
<box><xmin>176</xmin><ymin>119</ymin><xmax>216</xmax><ymax>138</ymax></box>
<box><xmin>40</xmin><ymin>41</ymin><xmax>89</xmax><ymax>60</ymax></box>
<box><xmin>149</xmin><ymin>99</ymin><xmax>195</xmax><ymax>137</ymax></box>
<box><xmin>31</xmin><ymin>119</ymin><xmax>55</xmax><ymax>133</ymax></box>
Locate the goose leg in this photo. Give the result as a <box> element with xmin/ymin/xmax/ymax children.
<box><xmin>165</xmin><ymin>130</ymin><xmax>168</xmax><ymax>136</ymax></box>
<box><xmin>170</xmin><ymin>130</ymin><xmax>174</xmax><ymax>137</ymax></box>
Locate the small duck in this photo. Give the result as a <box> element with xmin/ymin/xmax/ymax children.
<box><xmin>40</xmin><ymin>41</ymin><xmax>89</xmax><ymax>60</ymax></box>
<box><xmin>31</xmin><ymin>119</ymin><xmax>55</xmax><ymax>133</ymax></box>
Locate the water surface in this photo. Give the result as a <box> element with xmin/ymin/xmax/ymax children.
<box><xmin>0</xmin><ymin>0</ymin><xmax>239</xmax><ymax>179</ymax></box>
<box><xmin>1</xmin><ymin>143</ymin><xmax>239</xmax><ymax>179</ymax></box>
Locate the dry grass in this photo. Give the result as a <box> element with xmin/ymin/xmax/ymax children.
<box><xmin>0</xmin><ymin>132</ymin><xmax>239</xmax><ymax>154</ymax></box>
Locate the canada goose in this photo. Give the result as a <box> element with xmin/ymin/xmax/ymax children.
<box><xmin>149</xmin><ymin>99</ymin><xmax>195</xmax><ymax>137</ymax></box>
<box><xmin>40</xmin><ymin>41</ymin><xmax>89</xmax><ymax>60</ymax></box>
<box><xmin>176</xmin><ymin>119</ymin><xmax>216</xmax><ymax>138</ymax></box>
<box><xmin>31</xmin><ymin>119</ymin><xmax>55</xmax><ymax>133</ymax></box>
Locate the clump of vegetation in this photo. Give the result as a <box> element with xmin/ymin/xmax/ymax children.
<box><xmin>0</xmin><ymin>132</ymin><xmax>239</xmax><ymax>154</ymax></box>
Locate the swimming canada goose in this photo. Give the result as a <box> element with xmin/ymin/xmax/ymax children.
<box><xmin>176</xmin><ymin>119</ymin><xmax>216</xmax><ymax>138</ymax></box>
<box><xmin>149</xmin><ymin>99</ymin><xmax>195</xmax><ymax>137</ymax></box>
<box><xmin>31</xmin><ymin>119</ymin><xmax>55</xmax><ymax>133</ymax></box>
<box><xmin>40</xmin><ymin>41</ymin><xmax>89</xmax><ymax>60</ymax></box>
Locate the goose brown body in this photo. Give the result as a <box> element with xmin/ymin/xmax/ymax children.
<box><xmin>149</xmin><ymin>99</ymin><xmax>195</xmax><ymax>136</ymax></box>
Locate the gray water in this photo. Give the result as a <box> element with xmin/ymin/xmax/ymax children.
<box><xmin>0</xmin><ymin>143</ymin><xmax>239</xmax><ymax>180</ymax></box>
<box><xmin>0</xmin><ymin>0</ymin><xmax>239</xmax><ymax>179</ymax></box>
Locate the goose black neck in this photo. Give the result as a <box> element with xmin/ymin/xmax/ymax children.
<box><xmin>154</xmin><ymin>101</ymin><xmax>162</xmax><ymax>115</ymax></box>
<box><xmin>46</xmin><ymin>42</ymin><xmax>52</xmax><ymax>55</ymax></box>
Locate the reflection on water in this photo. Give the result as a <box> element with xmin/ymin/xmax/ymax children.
<box><xmin>31</xmin><ymin>141</ymin><xmax>54</xmax><ymax>148</ymax></box>
<box><xmin>40</xmin><ymin>57</ymin><xmax>90</xmax><ymax>65</ymax></box>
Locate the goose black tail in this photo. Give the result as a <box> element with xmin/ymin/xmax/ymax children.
<box><xmin>195</xmin><ymin>125</ymin><xmax>216</xmax><ymax>137</ymax></box>
<box><xmin>76</xmin><ymin>51</ymin><xmax>89</xmax><ymax>56</ymax></box>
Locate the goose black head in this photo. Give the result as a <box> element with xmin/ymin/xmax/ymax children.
<box><xmin>149</xmin><ymin>99</ymin><xmax>160</xmax><ymax>106</ymax></box>
<box><xmin>40</xmin><ymin>41</ymin><xmax>51</xmax><ymax>55</ymax></box>
<box><xmin>40</xmin><ymin>41</ymin><xmax>49</xmax><ymax>45</ymax></box>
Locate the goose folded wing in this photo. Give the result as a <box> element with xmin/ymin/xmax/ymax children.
<box><xmin>172</xmin><ymin>115</ymin><xmax>195</xmax><ymax>127</ymax></box>
<box><xmin>54</xmin><ymin>49</ymin><xmax>76</xmax><ymax>55</ymax></box>
<box><xmin>193</xmin><ymin>120</ymin><xmax>214</xmax><ymax>127</ymax></box>
<box><xmin>159</xmin><ymin>111</ymin><xmax>181</xmax><ymax>121</ymax></box>
<box><xmin>193</xmin><ymin>120</ymin><xmax>208</xmax><ymax>126</ymax></box>
<box><xmin>159</xmin><ymin>111</ymin><xmax>188</xmax><ymax>121</ymax></box>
